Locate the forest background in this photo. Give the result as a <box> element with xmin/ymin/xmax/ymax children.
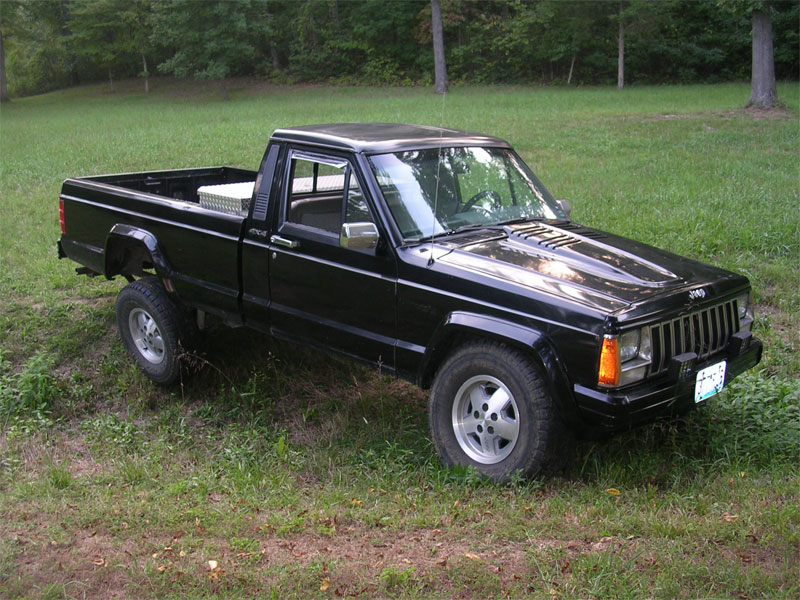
<box><xmin>2</xmin><ymin>0</ymin><xmax>799</xmax><ymax>100</ymax></box>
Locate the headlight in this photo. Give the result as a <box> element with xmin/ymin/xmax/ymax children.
<box><xmin>735</xmin><ymin>292</ymin><xmax>754</xmax><ymax>332</ymax></box>
<box><xmin>598</xmin><ymin>327</ymin><xmax>652</xmax><ymax>387</ymax></box>
<box><xmin>619</xmin><ymin>330</ymin><xmax>641</xmax><ymax>362</ymax></box>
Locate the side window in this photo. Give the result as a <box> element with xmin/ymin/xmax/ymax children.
<box><xmin>345</xmin><ymin>177</ymin><xmax>371</xmax><ymax>223</ymax></box>
<box><xmin>285</xmin><ymin>153</ymin><xmax>374</xmax><ymax>236</ymax></box>
<box><xmin>287</xmin><ymin>157</ymin><xmax>346</xmax><ymax>234</ymax></box>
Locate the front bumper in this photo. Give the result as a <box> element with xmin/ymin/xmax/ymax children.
<box><xmin>573</xmin><ymin>336</ymin><xmax>763</xmax><ymax>432</ymax></box>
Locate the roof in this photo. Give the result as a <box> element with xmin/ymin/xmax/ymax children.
<box><xmin>270</xmin><ymin>123</ymin><xmax>511</xmax><ymax>154</ymax></box>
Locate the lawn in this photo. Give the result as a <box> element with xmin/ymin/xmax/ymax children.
<box><xmin>1</xmin><ymin>79</ymin><xmax>798</xmax><ymax>599</ymax></box>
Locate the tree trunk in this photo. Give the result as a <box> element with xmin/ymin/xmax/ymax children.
<box><xmin>431</xmin><ymin>0</ymin><xmax>448</xmax><ymax>94</ymax></box>
<box><xmin>142</xmin><ymin>54</ymin><xmax>149</xmax><ymax>93</ymax></box>
<box><xmin>330</xmin><ymin>0</ymin><xmax>339</xmax><ymax>28</ymax></box>
<box><xmin>220</xmin><ymin>78</ymin><xmax>229</xmax><ymax>101</ymax></box>
<box><xmin>108</xmin><ymin>69</ymin><xmax>114</xmax><ymax>92</ymax></box>
<box><xmin>0</xmin><ymin>28</ymin><xmax>9</xmax><ymax>103</ymax></box>
<box><xmin>748</xmin><ymin>7</ymin><xmax>777</xmax><ymax>108</ymax></box>
<box><xmin>61</xmin><ymin>0</ymin><xmax>80</xmax><ymax>86</ymax></box>
<box><xmin>567</xmin><ymin>53</ymin><xmax>576</xmax><ymax>85</ymax></box>
<box><xmin>270</xmin><ymin>43</ymin><xmax>281</xmax><ymax>71</ymax></box>
<box><xmin>617</xmin><ymin>13</ymin><xmax>625</xmax><ymax>89</ymax></box>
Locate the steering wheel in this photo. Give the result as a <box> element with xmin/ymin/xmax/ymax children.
<box><xmin>463</xmin><ymin>189</ymin><xmax>502</xmax><ymax>212</ymax></box>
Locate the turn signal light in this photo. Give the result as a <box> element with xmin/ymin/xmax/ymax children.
<box><xmin>598</xmin><ymin>336</ymin><xmax>620</xmax><ymax>387</ymax></box>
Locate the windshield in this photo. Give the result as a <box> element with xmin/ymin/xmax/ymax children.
<box><xmin>368</xmin><ymin>147</ymin><xmax>564</xmax><ymax>241</ymax></box>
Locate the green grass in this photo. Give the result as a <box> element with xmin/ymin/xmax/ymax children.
<box><xmin>1</xmin><ymin>79</ymin><xmax>798</xmax><ymax>599</ymax></box>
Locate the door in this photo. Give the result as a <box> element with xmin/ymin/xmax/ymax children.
<box><xmin>268</xmin><ymin>148</ymin><xmax>397</xmax><ymax>368</ymax></box>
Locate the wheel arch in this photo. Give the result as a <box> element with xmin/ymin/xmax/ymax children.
<box><xmin>419</xmin><ymin>311</ymin><xmax>581</xmax><ymax>429</ymax></box>
<box><xmin>104</xmin><ymin>224</ymin><xmax>173</xmax><ymax>281</ymax></box>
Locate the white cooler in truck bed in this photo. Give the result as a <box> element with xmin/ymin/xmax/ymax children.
<box><xmin>197</xmin><ymin>181</ymin><xmax>255</xmax><ymax>215</ymax></box>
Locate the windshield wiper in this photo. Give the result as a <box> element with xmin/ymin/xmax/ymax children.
<box><xmin>496</xmin><ymin>216</ymin><xmax>542</xmax><ymax>226</ymax></box>
<box><xmin>448</xmin><ymin>217</ymin><xmax>539</xmax><ymax>235</ymax></box>
<box><xmin>411</xmin><ymin>217</ymin><xmax>542</xmax><ymax>244</ymax></box>
<box><xmin>448</xmin><ymin>223</ymin><xmax>494</xmax><ymax>235</ymax></box>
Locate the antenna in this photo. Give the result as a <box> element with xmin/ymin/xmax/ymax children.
<box><xmin>428</xmin><ymin>91</ymin><xmax>447</xmax><ymax>267</ymax></box>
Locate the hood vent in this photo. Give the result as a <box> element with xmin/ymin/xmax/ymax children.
<box><xmin>511</xmin><ymin>222</ymin><xmax>606</xmax><ymax>249</ymax></box>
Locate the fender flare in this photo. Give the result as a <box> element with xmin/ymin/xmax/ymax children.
<box><xmin>104</xmin><ymin>224</ymin><xmax>173</xmax><ymax>280</ymax></box>
<box><xmin>420</xmin><ymin>311</ymin><xmax>580</xmax><ymax>428</ymax></box>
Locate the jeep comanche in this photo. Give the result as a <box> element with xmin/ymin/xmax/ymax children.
<box><xmin>57</xmin><ymin>123</ymin><xmax>763</xmax><ymax>481</ymax></box>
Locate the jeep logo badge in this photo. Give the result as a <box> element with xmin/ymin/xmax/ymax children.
<box><xmin>689</xmin><ymin>288</ymin><xmax>707</xmax><ymax>301</ymax></box>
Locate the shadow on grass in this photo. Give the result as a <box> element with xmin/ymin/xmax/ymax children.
<box><xmin>170</xmin><ymin>324</ymin><xmax>435</xmax><ymax>479</ymax></box>
<box><xmin>73</xmin><ymin>319</ymin><xmax>799</xmax><ymax>490</ymax></box>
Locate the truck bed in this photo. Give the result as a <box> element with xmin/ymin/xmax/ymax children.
<box><xmin>80</xmin><ymin>166</ymin><xmax>257</xmax><ymax>205</ymax></box>
<box><xmin>59</xmin><ymin>166</ymin><xmax>259</xmax><ymax>322</ymax></box>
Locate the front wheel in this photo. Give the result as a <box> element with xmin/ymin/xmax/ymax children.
<box><xmin>429</xmin><ymin>341</ymin><xmax>570</xmax><ymax>482</ymax></box>
<box><xmin>116</xmin><ymin>277</ymin><xmax>184</xmax><ymax>386</ymax></box>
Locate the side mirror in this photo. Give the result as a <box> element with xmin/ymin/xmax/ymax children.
<box><xmin>340</xmin><ymin>222</ymin><xmax>380</xmax><ymax>251</ymax></box>
<box><xmin>557</xmin><ymin>199</ymin><xmax>572</xmax><ymax>218</ymax></box>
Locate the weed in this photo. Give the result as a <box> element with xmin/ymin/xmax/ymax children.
<box><xmin>378</xmin><ymin>564</ymin><xmax>418</xmax><ymax>590</ymax></box>
<box><xmin>708</xmin><ymin>371</ymin><xmax>800</xmax><ymax>461</ymax></box>
<box><xmin>0</xmin><ymin>535</ymin><xmax>19</xmax><ymax>583</ymax></box>
<box><xmin>81</xmin><ymin>413</ymin><xmax>140</xmax><ymax>452</ymax></box>
<box><xmin>115</xmin><ymin>458</ymin><xmax>153</xmax><ymax>486</ymax></box>
<box><xmin>37</xmin><ymin>582</ymin><xmax>69</xmax><ymax>600</ymax></box>
<box><xmin>45</xmin><ymin>461</ymin><xmax>74</xmax><ymax>490</ymax></box>
<box><xmin>0</xmin><ymin>351</ymin><xmax>58</xmax><ymax>431</ymax></box>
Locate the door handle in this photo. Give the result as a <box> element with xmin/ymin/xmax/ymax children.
<box><xmin>270</xmin><ymin>235</ymin><xmax>299</xmax><ymax>249</ymax></box>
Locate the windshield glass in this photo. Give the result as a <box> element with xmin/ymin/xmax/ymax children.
<box><xmin>368</xmin><ymin>147</ymin><xmax>564</xmax><ymax>241</ymax></box>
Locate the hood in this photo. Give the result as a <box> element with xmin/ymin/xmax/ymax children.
<box><xmin>435</xmin><ymin>221</ymin><xmax>744</xmax><ymax>315</ymax></box>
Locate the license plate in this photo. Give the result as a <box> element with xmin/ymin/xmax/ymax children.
<box><xmin>694</xmin><ymin>361</ymin><xmax>727</xmax><ymax>403</ymax></box>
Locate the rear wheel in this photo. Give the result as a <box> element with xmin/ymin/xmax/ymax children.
<box><xmin>116</xmin><ymin>277</ymin><xmax>184</xmax><ymax>385</ymax></box>
<box><xmin>429</xmin><ymin>341</ymin><xmax>569</xmax><ymax>482</ymax></box>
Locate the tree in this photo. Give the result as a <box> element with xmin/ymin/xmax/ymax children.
<box><xmin>718</xmin><ymin>0</ymin><xmax>780</xmax><ymax>107</ymax></box>
<box><xmin>1</xmin><ymin>0</ymin><xmax>797</xmax><ymax>98</ymax></box>
<box><xmin>431</xmin><ymin>0</ymin><xmax>447</xmax><ymax>93</ymax></box>
<box><xmin>0</xmin><ymin>14</ymin><xmax>9</xmax><ymax>102</ymax></box>
<box><xmin>70</xmin><ymin>0</ymin><xmax>129</xmax><ymax>91</ymax></box>
<box><xmin>617</xmin><ymin>1</ymin><xmax>625</xmax><ymax>89</ymax></box>
<box><xmin>119</xmin><ymin>0</ymin><xmax>155</xmax><ymax>93</ymax></box>
<box><xmin>153</xmin><ymin>0</ymin><xmax>256</xmax><ymax>100</ymax></box>
<box><xmin>1</xmin><ymin>0</ymin><xmax>74</xmax><ymax>97</ymax></box>
<box><xmin>0</xmin><ymin>0</ymin><xmax>19</xmax><ymax>102</ymax></box>
<box><xmin>748</xmin><ymin>2</ymin><xmax>777</xmax><ymax>107</ymax></box>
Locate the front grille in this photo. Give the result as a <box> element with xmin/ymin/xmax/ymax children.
<box><xmin>650</xmin><ymin>299</ymin><xmax>739</xmax><ymax>375</ymax></box>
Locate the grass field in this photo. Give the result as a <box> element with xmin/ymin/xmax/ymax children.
<box><xmin>1</xmin><ymin>79</ymin><xmax>798</xmax><ymax>599</ymax></box>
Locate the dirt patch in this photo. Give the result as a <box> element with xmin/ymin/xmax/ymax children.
<box><xmin>755</xmin><ymin>284</ymin><xmax>800</xmax><ymax>350</ymax></box>
<box><xmin>4</xmin><ymin>504</ymin><xmax>794</xmax><ymax>599</ymax></box>
<box><xmin>6</xmin><ymin>528</ymin><xmax>140</xmax><ymax>599</ymax></box>
<box><xmin>741</xmin><ymin>104</ymin><xmax>796</xmax><ymax>119</ymax></box>
<box><xmin>757</xmin><ymin>303</ymin><xmax>798</xmax><ymax>347</ymax></box>
<box><xmin>28</xmin><ymin>295</ymin><xmax>116</xmax><ymax>313</ymax></box>
<box><xmin>53</xmin><ymin>326</ymin><xmax>118</xmax><ymax>382</ymax></box>
<box><xmin>651</xmin><ymin>107</ymin><xmax>795</xmax><ymax>122</ymax></box>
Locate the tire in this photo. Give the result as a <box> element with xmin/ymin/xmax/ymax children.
<box><xmin>116</xmin><ymin>277</ymin><xmax>184</xmax><ymax>386</ymax></box>
<box><xmin>428</xmin><ymin>341</ymin><xmax>570</xmax><ymax>482</ymax></box>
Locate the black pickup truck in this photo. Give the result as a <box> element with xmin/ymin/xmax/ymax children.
<box><xmin>58</xmin><ymin>123</ymin><xmax>762</xmax><ymax>481</ymax></box>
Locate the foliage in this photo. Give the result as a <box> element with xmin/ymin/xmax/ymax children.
<box><xmin>1</xmin><ymin>0</ymin><xmax>798</xmax><ymax>98</ymax></box>
<box><xmin>68</xmin><ymin>0</ymin><xmax>153</xmax><ymax>86</ymax></box>
<box><xmin>152</xmin><ymin>0</ymin><xmax>255</xmax><ymax>84</ymax></box>
<box><xmin>1</xmin><ymin>0</ymin><xmax>70</xmax><ymax>96</ymax></box>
